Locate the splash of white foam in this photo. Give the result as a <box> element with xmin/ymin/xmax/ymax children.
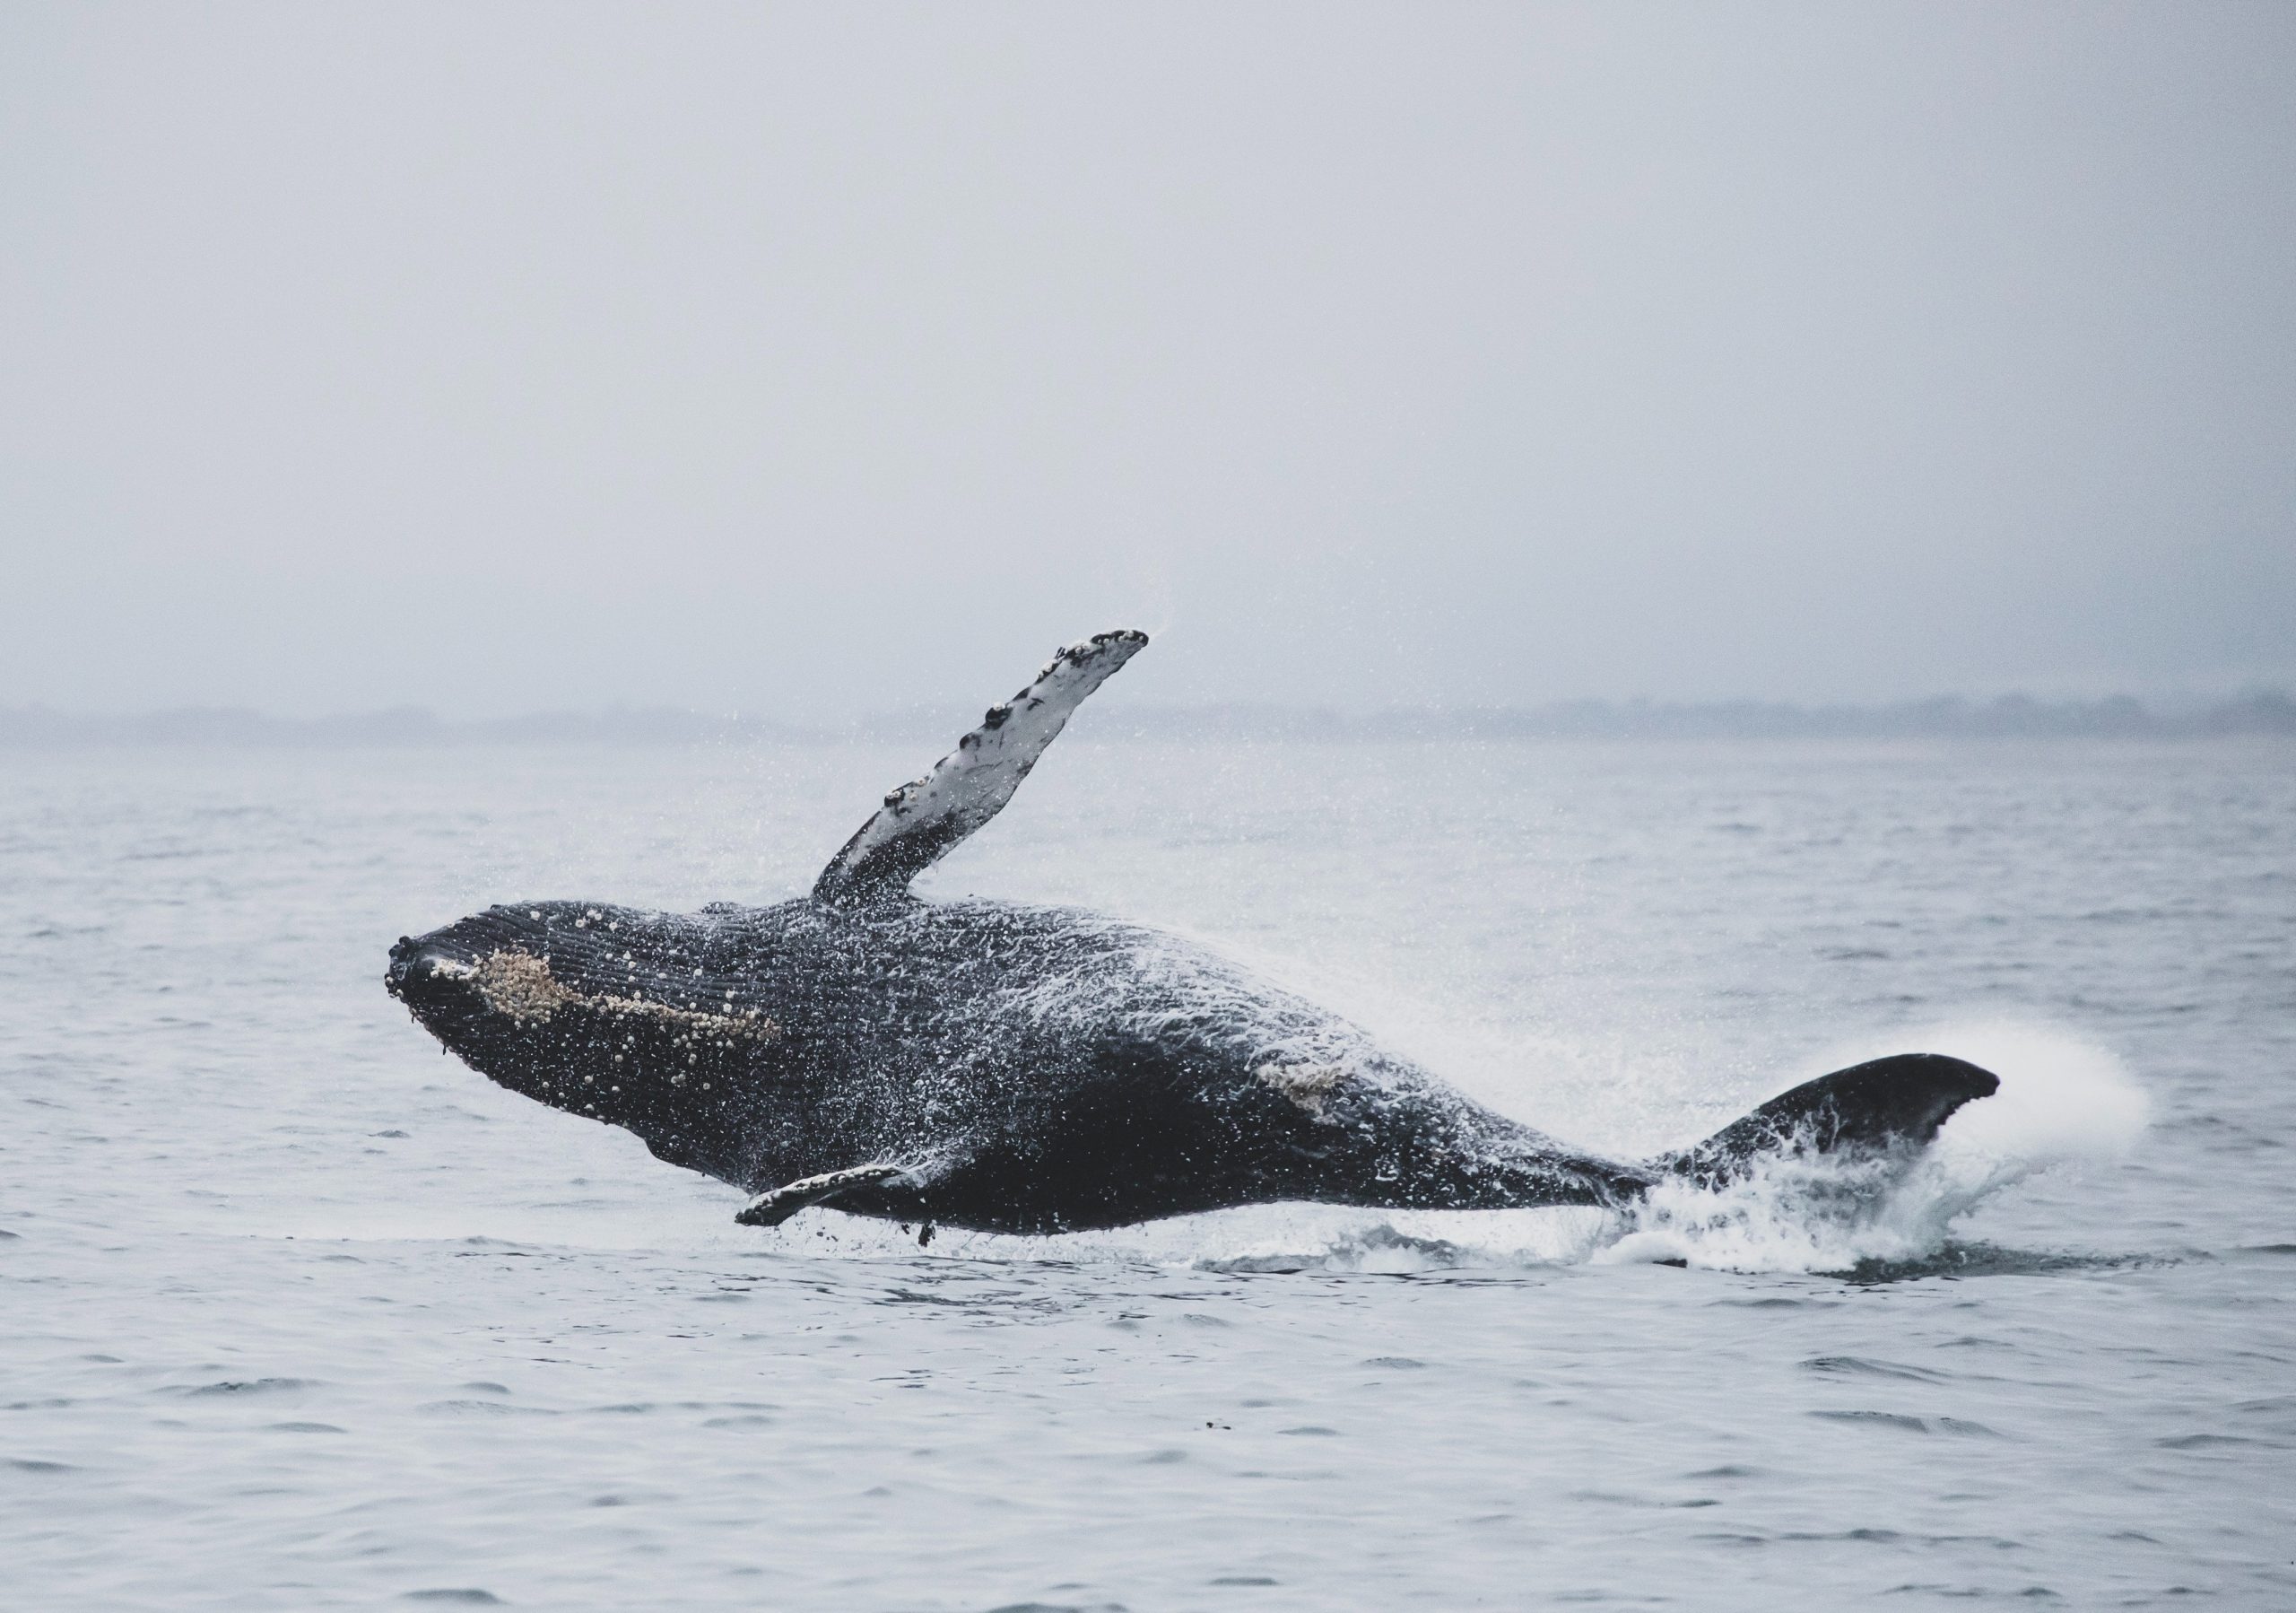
<box><xmin>1597</xmin><ymin>1020</ymin><xmax>2148</xmax><ymax>1273</ymax></box>
<box><xmin>767</xmin><ymin>1200</ymin><xmax>1617</xmax><ymax>1275</ymax></box>
<box><xmin>1914</xmin><ymin>1020</ymin><xmax>2152</xmax><ymax>1174</ymax></box>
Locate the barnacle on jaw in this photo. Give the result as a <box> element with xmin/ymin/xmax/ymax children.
<box><xmin>471</xmin><ymin>948</ymin><xmax>779</xmax><ymax>1040</ymax></box>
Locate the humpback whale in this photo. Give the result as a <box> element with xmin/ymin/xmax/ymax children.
<box><xmin>385</xmin><ymin>630</ymin><xmax>1998</xmax><ymax>1238</ymax></box>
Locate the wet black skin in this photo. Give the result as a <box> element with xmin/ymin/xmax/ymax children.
<box><xmin>385</xmin><ymin>897</ymin><xmax>1665</xmax><ymax>1235</ymax></box>
<box><xmin>384</xmin><ymin>623</ymin><xmax>1999</xmax><ymax>1234</ymax></box>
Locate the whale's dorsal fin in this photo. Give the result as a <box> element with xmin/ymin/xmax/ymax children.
<box><xmin>813</xmin><ymin>629</ymin><xmax>1149</xmax><ymax>908</ymax></box>
<box><xmin>1660</xmin><ymin>1052</ymin><xmax>1999</xmax><ymax>1187</ymax></box>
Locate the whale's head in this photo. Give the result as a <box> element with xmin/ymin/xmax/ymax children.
<box><xmin>386</xmin><ymin>906</ymin><xmax>567</xmax><ymax>1052</ymax></box>
<box><xmin>385</xmin><ymin>902</ymin><xmax>783</xmax><ymax>1179</ymax></box>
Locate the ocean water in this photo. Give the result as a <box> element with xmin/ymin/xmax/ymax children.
<box><xmin>3</xmin><ymin>737</ymin><xmax>2291</xmax><ymax>1609</ymax></box>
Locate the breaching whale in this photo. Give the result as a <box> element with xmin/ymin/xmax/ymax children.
<box><xmin>385</xmin><ymin>630</ymin><xmax>1998</xmax><ymax>1239</ymax></box>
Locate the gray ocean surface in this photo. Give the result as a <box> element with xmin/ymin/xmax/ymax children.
<box><xmin>3</xmin><ymin>737</ymin><xmax>2291</xmax><ymax>1609</ymax></box>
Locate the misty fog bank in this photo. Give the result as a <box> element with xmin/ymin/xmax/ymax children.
<box><xmin>6</xmin><ymin>692</ymin><xmax>2292</xmax><ymax>749</ymax></box>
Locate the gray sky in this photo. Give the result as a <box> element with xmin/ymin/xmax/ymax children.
<box><xmin>4</xmin><ymin>3</ymin><xmax>2291</xmax><ymax>717</ymax></box>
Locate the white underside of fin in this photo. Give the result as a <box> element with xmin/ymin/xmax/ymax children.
<box><xmin>735</xmin><ymin>1163</ymin><xmax>906</xmax><ymax>1226</ymax></box>
<box><xmin>813</xmin><ymin>629</ymin><xmax>1148</xmax><ymax>905</ymax></box>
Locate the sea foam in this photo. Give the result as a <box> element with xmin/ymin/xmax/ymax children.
<box><xmin>1596</xmin><ymin>1020</ymin><xmax>2148</xmax><ymax>1273</ymax></box>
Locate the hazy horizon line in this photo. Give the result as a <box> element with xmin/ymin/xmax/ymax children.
<box><xmin>4</xmin><ymin>689</ymin><xmax>2292</xmax><ymax>747</ymax></box>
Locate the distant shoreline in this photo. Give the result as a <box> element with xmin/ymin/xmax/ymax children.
<box><xmin>4</xmin><ymin>692</ymin><xmax>2291</xmax><ymax>747</ymax></box>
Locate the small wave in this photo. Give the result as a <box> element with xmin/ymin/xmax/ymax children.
<box><xmin>178</xmin><ymin>1377</ymin><xmax>321</xmax><ymax>1398</ymax></box>
<box><xmin>1186</xmin><ymin>1210</ymin><xmax>1613</xmax><ymax>1275</ymax></box>
<box><xmin>786</xmin><ymin>1199</ymin><xmax>1616</xmax><ymax>1274</ymax></box>
<box><xmin>1835</xmin><ymin>1243</ymin><xmax>2180</xmax><ymax>1285</ymax></box>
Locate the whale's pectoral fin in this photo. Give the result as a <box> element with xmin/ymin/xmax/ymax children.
<box><xmin>1659</xmin><ymin>1052</ymin><xmax>1999</xmax><ymax>1189</ymax></box>
<box><xmin>812</xmin><ymin>630</ymin><xmax>1150</xmax><ymax>908</ymax></box>
<box><xmin>735</xmin><ymin>1163</ymin><xmax>907</xmax><ymax>1227</ymax></box>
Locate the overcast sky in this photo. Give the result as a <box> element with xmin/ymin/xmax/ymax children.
<box><xmin>4</xmin><ymin>3</ymin><xmax>2291</xmax><ymax>717</ymax></box>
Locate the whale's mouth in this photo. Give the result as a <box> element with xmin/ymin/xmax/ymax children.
<box><xmin>384</xmin><ymin>905</ymin><xmax>562</xmax><ymax>1022</ymax></box>
<box><xmin>385</xmin><ymin>934</ymin><xmax>477</xmax><ymax>1006</ymax></box>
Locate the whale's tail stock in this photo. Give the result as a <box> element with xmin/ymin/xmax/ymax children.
<box><xmin>1651</xmin><ymin>1051</ymin><xmax>1999</xmax><ymax>1189</ymax></box>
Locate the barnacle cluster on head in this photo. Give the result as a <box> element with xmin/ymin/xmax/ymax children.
<box><xmin>471</xmin><ymin>949</ymin><xmax>573</xmax><ymax>1024</ymax></box>
<box><xmin>468</xmin><ymin>946</ymin><xmax>779</xmax><ymax>1042</ymax></box>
